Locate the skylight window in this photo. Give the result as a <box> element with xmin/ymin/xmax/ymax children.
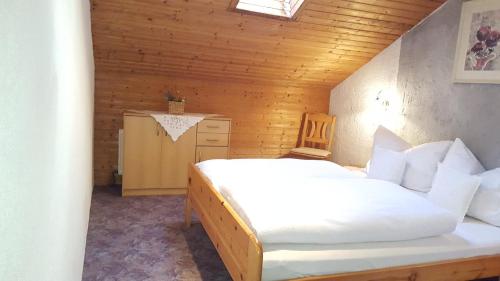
<box><xmin>231</xmin><ymin>0</ymin><xmax>305</xmax><ymax>19</ymax></box>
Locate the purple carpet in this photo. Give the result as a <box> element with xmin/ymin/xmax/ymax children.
<box><xmin>82</xmin><ymin>187</ymin><xmax>231</xmax><ymax>281</ymax></box>
<box><xmin>82</xmin><ymin>187</ymin><xmax>500</xmax><ymax>281</ymax></box>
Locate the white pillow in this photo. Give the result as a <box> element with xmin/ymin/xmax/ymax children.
<box><xmin>372</xmin><ymin>126</ymin><xmax>411</xmax><ymax>152</ymax></box>
<box><xmin>368</xmin><ymin>146</ymin><xmax>407</xmax><ymax>184</ymax></box>
<box><xmin>401</xmin><ymin>141</ymin><xmax>453</xmax><ymax>192</ymax></box>
<box><xmin>428</xmin><ymin>163</ymin><xmax>481</xmax><ymax>222</ymax></box>
<box><xmin>442</xmin><ymin>138</ymin><xmax>485</xmax><ymax>174</ymax></box>
<box><xmin>467</xmin><ymin>168</ymin><xmax>500</xmax><ymax>226</ymax></box>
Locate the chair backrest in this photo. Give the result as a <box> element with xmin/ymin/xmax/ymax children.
<box><xmin>299</xmin><ymin>113</ymin><xmax>336</xmax><ymax>150</ymax></box>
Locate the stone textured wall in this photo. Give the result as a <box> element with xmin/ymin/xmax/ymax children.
<box><xmin>397</xmin><ymin>0</ymin><xmax>500</xmax><ymax>170</ymax></box>
<box><xmin>329</xmin><ymin>39</ymin><xmax>401</xmax><ymax>167</ymax></box>
<box><xmin>330</xmin><ymin>0</ymin><xmax>500</xmax><ymax>170</ymax></box>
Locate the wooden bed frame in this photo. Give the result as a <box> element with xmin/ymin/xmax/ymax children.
<box><xmin>184</xmin><ymin>163</ymin><xmax>500</xmax><ymax>281</ymax></box>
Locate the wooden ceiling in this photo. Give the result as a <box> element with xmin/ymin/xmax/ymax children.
<box><xmin>91</xmin><ymin>0</ymin><xmax>446</xmax><ymax>87</ymax></box>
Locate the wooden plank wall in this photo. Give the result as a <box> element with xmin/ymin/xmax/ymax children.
<box><xmin>94</xmin><ymin>72</ymin><xmax>329</xmax><ymax>186</ymax></box>
<box><xmin>91</xmin><ymin>0</ymin><xmax>444</xmax><ymax>186</ymax></box>
<box><xmin>91</xmin><ymin>0</ymin><xmax>445</xmax><ymax>87</ymax></box>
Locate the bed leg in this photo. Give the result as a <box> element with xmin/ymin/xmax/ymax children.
<box><xmin>184</xmin><ymin>193</ymin><xmax>192</xmax><ymax>228</ymax></box>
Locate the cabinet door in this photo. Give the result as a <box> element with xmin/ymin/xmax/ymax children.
<box><xmin>160</xmin><ymin>126</ymin><xmax>196</xmax><ymax>188</ymax></box>
<box><xmin>196</xmin><ymin>146</ymin><xmax>229</xmax><ymax>163</ymax></box>
<box><xmin>123</xmin><ymin>116</ymin><xmax>162</xmax><ymax>190</ymax></box>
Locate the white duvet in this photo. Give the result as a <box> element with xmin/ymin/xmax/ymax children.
<box><xmin>197</xmin><ymin>159</ymin><xmax>458</xmax><ymax>245</ymax></box>
<box><xmin>197</xmin><ymin>158</ymin><xmax>365</xmax><ymax>189</ymax></box>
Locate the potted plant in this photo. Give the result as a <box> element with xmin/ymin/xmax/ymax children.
<box><xmin>164</xmin><ymin>90</ymin><xmax>185</xmax><ymax>115</ymax></box>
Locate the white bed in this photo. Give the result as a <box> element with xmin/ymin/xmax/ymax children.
<box><xmin>263</xmin><ymin>217</ymin><xmax>500</xmax><ymax>280</ymax></box>
<box><xmin>196</xmin><ymin>159</ymin><xmax>500</xmax><ymax>281</ymax></box>
<box><xmin>196</xmin><ymin>158</ymin><xmax>366</xmax><ymax>188</ymax></box>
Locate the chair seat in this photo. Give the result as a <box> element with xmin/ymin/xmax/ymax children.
<box><xmin>289</xmin><ymin>147</ymin><xmax>331</xmax><ymax>158</ymax></box>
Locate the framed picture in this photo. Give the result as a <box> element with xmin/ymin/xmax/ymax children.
<box><xmin>453</xmin><ymin>0</ymin><xmax>500</xmax><ymax>84</ymax></box>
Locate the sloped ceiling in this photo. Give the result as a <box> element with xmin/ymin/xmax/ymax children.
<box><xmin>91</xmin><ymin>0</ymin><xmax>446</xmax><ymax>87</ymax></box>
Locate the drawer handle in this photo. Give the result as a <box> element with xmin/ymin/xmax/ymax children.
<box><xmin>206</xmin><ymin>125</ymin><xmax>220</xmax><ymax>129</ymax></box>
<box><xmin>205</xmin><ymin>139</ymin><xmax>219</xmax><ymax>142</ymax></box>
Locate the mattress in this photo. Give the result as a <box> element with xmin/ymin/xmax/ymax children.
<box><xmin>263</xmin><ymin>217</ymin><xmax>500</xmax><ymax>281</ymax></box>
<box><xmin>196</xmin><ymin>159</ymin><xmax>500</xmax><ymax>280</ymax></box>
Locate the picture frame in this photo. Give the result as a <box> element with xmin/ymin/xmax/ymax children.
<box><xmin>453</xmin><ymin>0</ymin><xmax>500</xmax><ymax>84</ymax></box>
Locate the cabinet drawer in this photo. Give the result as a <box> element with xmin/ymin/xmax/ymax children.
<box><xmin>197</xmin><ymin>133</ymin><xmax>229</xmax><ymax>146</ymax></box>
<box><xmin>197</xmin><ymin>120</ymin><xmax>230</xmax><ymax>133</ymax></box>
<box><xmin>196</xmin><ymin>146</ymin><xmax>228</xmax><ymax>162</ymax></box>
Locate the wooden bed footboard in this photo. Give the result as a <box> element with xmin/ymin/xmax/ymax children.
<box><xmin>185</xmin><ymin>163</ymin><xmax>500</xmax><ymax>281</ymax></box>
<box><xmin>185</xmin><ymin>163</ymin><xmax>263</xmax><ymax>281</ymax></box>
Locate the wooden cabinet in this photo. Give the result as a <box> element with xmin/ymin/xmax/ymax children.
<box><xmin>160</xmin><ymin>127</ymin><xmax>196</xmax><ymax>190</ymax></box>
<box><xmin>123</xmin><ymin>111</ymin><xmax>230</xmax><ymax>196</ymax></box>
<box><xmin>196</xmin><ymin>119</ymin><xmax>231</xmax><ymax>163</ymax></box>
<box><xmin>122</xmin><ymin>115</ymin><xmax>162</xmax><ymax>190</ymax></box>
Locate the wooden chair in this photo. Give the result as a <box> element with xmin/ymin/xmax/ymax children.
<box><xmin>289</xmin><ymin>113</ymin><xmax>336</xmax><ymax>159</ymax></box>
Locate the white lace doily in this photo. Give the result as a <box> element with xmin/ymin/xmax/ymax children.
<box><xmin>150</xmin><ymin>113</ymin><xmax>205</xmax><ymax>142</ymax></box>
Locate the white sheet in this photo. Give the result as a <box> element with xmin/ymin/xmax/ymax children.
<box><xmin>263</xmin><ymin>217</ymin><xmax>500</xmax><ymax>281</ymax></box>
<box><xmin>198</xmin><ymin>159</ymin><xmax>457</xmax><ymax>245</ymax></box>
<box><xmin>219</xmin><ymin>177</ymin><xmax>457</xmax><ymax>244</ymax></box>
<box><xmin>197</xmin><ymin>159</ymin><xmax>363</xmax><ymax>192</ymax></box>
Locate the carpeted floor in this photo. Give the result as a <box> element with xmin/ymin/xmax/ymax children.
<box><xmin>82</xmin><ymin>187</ymin><xmax>500</xmax><ymax>281</ymax></box>
<box><xmin>82</xmin><ymin>187</ymin><xmax>231</xmax><ymax>281</ymax></box>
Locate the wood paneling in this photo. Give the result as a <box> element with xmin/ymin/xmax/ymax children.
<box><xmin>91</xmin><ymin>0</ymin><xmax>445</xmax><ymax>87</ymax></box>
<box><xmin>91</xmin><ymin>0</ymin><xmax>445</xmax><ymax>185</ymax></box>
<box><xmin>94</xmin><ymin>72</ymin><xmax>329</xmax><ymax>185</ymax></box>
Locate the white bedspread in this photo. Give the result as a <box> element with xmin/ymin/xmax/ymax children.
<box><xmin>220</xmin><ymin>177</ymin><xmax>457</xmax><ymax>244</ymax></box>
<box><xmin>197</xmin><ymin>159</ymin><xmax>458</xmax><ymax>245</ymax></box>
<box><xmin>197</xmin><ymin>158</ymin><xmax>364</xmax><ymax>190</ymax></box>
